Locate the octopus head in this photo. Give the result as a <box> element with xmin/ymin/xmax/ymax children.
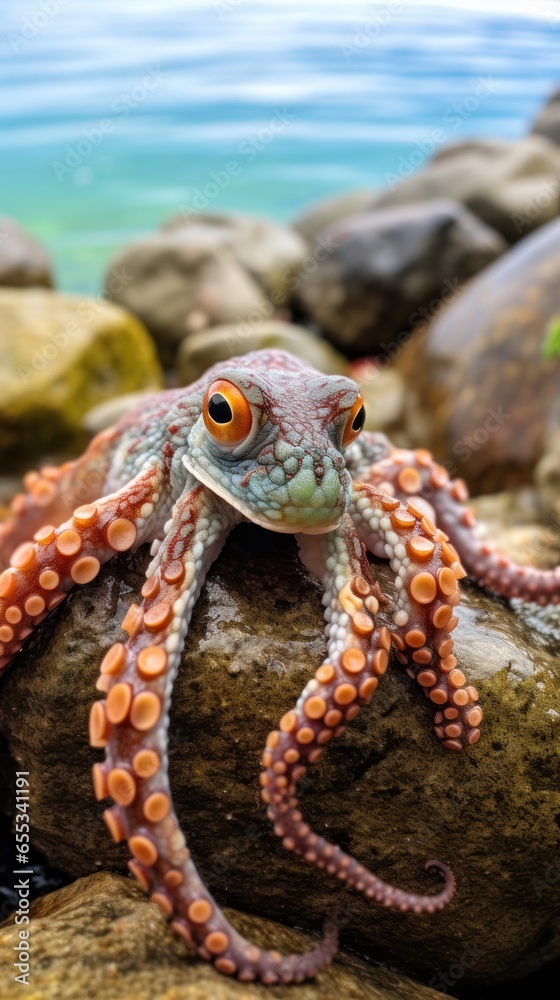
<box><xmin>183</xmin><ymin>364</ymin><xmax>365</xmax><ymax>533</ymax></box>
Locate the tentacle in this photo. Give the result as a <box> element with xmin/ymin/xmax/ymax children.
<box><xmin>350</xmin><ymin>432</ymin><xmax>560</xmax><ymax>605</ymax></box>
<box><xmin>91</xmin><ymin>486</ymin><xmax>338</xmax><ymax>985</ymax></box>
<box><xmin>0</xmin><ymin>460</ymin><xmax>164</xmax><ymax>675</ymax></box>
<box><xmin>0</xmin><ymin>427</ymin><xmax>120</xmax><ymax>569</ymax></box>
<box><xmin>350</xmin><ymin>483</ymin><xmax>481</xmax><ymax>751</ymax></box>
<box><xmin>261</xmin><ymin>513</ymin><xmax>455</xmax><ymax>915</ymax></box>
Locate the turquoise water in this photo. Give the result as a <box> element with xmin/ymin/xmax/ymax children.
<box><xmin>1</xmin><ymin>0</ymin><xmax>559</xmax><ymax>292</ymax></box>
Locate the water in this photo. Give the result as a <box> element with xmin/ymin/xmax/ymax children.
<box><xmin>0</xmin><ymin>0</ymin><xmax>559</xmax><ymax>293</ymax></box>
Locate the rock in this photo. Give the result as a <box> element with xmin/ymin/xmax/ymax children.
<box><xmin>0</xmin><ymin>217</ymin><xmax>53</xmax><ymax>288</ymax></box>
<box><xmin>106</xmin><ymin>231</ymin><xmax>263</xmax><ymax>366</ymax></box>
<box><xmin>83</xmin><ymin>390</ymin><xmax>156</xmax><ymax>436</ymax></box>
<box><xmin>469</xmin><ymin>487</ymin><xmax>547</xmax><ymax>532</ymax></box>
<box><xmin>177</xmin><ymin>320</ymin><xmax>348</xmax><ymax>384</ymax></box>
<box><xmin>292</xmin><ymin>190</ymin><xmax>378</xmax><ymax>244</ymax></box>
<box><xmin>374</xmin><ymin>137</ymin><xmax>560</xmax><ymax>243</ymax></box>
<box><xmin>163</xmin><ymin>212</ymin><xmax>308</xmax><ymax>300</ymax></box>
<box><xmin>106</xmin><ymin>214</ymin><xmax>308</xmax><ymax>364</ymax></box>
<box><xmin>535</xmin><ymin>428</ymin><xmax>560</xmax><ymax>521</ymax></box>
<box><xmin>394</xmin><ymin>216</ymin><xmax>560</xmax><ymax>494</ymax></box>
<box><xmin>1</xmin><ymin>525</ymin><xmax>560</xmax><ymax>984</ymax></box>
<box><xmin>295</xmin><ymin>199</ymin><xmax>505</xmax><ymax>356</ymax></box>
<box><xmin>349</xmin><ymin>359</ymin><xmax>407</xmax><ymax>438</ymax></box>
<box><xmin>531</xmin><ymin>87</ymin><xmax>560</xmax><ymax>147</ymax></box>
<box><xmin>0</xmin><ymin>872</ymin><xmax>442</xmax><ymax>1000</ymax></box>
<box><xmin>469</xmin><ymin>489</ymin><xmax>560</xmax><ymax>571</ymax></box>
<box><xmin>0</xmin><ymin>289</ymin><xmax>162</xmax><ymax>468</ymax></box>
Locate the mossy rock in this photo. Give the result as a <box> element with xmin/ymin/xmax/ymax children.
<box><xmin>0</xmin><ymin>289</ymin><xmax>162</xmax><ymax>468</ymax></box>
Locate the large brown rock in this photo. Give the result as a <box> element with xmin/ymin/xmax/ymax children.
<box><xmin>0</xmin><ymin>217</ymin><xmax>53</xmax><ymax>288</ymax></box>
<box><xmin>0</xmin><ymin>525</ymin><xmax>559</xmax><ymax>985</ymax></box>
<box><xmin>394</xmin><ymin>215</ymin><xmax>560</xmax><ymax>494</ymax></box>
<box><xmin>105</xmin><ymin>213</ymin><xmax>308</xmax><ymax>364</ymax></box>
<box><xmin>374</xmin><ymin>136</ymin><xmax>560</xmax><ymax>243</ymax></box>
<box><xmin>294</xmin><ymin>199</ymin><xmax>505</xmax><ymax>356</ymax></box>
<box><xmin>0</xmin><ymin>872</ymin><xmax>443</xmax><ymax>1000</ymax></box>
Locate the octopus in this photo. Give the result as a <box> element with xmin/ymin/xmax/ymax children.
<box><xmin>0</xmin><ymin>349</ymin><xmax>558</xmax><ymax>985</ymax></box>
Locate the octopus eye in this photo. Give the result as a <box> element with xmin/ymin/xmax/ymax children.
<box><xmin>203</xmin><ymin>379</ymin><xmax>253</xmax><ymax>446</ymax></box>
<box><xmin>342</xmin><ymin>395</ymin><xmax>365</xmax><ymax>449</ymax></box>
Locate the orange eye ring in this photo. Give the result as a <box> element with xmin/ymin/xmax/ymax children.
<box><xmin>342</xmin><ymin>394</ymin><xmax>365</xmax><ymax>449</ymax></box>
<box><xmin>202</xmin><ymin>379</ymin><xmax>253</xmax><ymax>447</ymax></box>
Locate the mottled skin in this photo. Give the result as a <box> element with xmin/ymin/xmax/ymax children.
<box><xmin>0</xmin><ymin>350</ymin><xmax>556</xmax><ymax>985</ymax></box>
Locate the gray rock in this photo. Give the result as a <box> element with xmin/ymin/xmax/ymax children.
<box><xmin>177</xmin><ymin>320</ymin><xmax>349</xmax><ymax>384</ymax></box>
<box><xmin>531</xmin><ymin>87</ymin><xmax>560</xmax><ymax>147</ymax></box>
<box><xmin>0</xmin><ymin>872</ymin><xmax>444</xmax><ymax>1000</ymax></box>
<box><xmin>292</xmin><ymin>190</ymin><xmax>378</xmax><ymax>244</ymax></box>
<box><xmin>0</xmin><ymin>217</ymin><xmax>53</xmax><ymax>288</ymax></box>
<box><xmin>163</xmin><ymin>212</ymin><xmax>308</xmax><ymax>299</ymax></box>
<box><xmin>1</xmin><ymin>526</ymin><xmax>560</xmax><ymax>983</ymax></box>
<box><xmin>105</xmin><ymin>231</ymin><xmax>263</xmax><ymax>365</ymax></box>
<box><xmin>105</xmin><ymin>214</ymin><xmax>308</xmax><ymax>364</ymax></box>
<box><xmin>295</xmin><ymin>199</ymin><xmax>505</xmax><ymax>356</ymax></box>
<box><xmin>374</xmin><ymin>136</ymin><xmax>560</xmax><ymax>243</ymax></box>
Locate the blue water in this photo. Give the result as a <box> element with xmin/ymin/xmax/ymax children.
<box><xmin>1</xmin><ymin>0</ymin><xmax>559</xmax><ymax>292</ymax></box>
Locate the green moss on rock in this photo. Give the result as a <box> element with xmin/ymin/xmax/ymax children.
<box><xmin>0</xmin><ymin>289</ymin><xmax>162</xmax><ymax>466</ymax></box>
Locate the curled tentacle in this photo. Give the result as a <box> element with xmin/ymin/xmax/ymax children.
<box><xmin>261</xmin><ymin>515</ymin><xmax>455</xmax><ymax>914</ymax></box>
<box><xmin>350</xmin><ymin>482</ymin><xmax>481</xmax><ymax>750</ymax></box>
<box><xmin>0</xmin><ymin>461</ymin><xmax>164</xmax><ymax>675</ymax></box>
<box><xmin>351</xmin><ymin>431</ymin><xmax>560</xmax><ymax>606</ymax></box>
<box><xmin>92</xmin><ymin>486</ymin><xmax>338</xmax><ymax>985</ymax></box>
<box><xmin>0</xmin><ymin>427</ymin><xmax>120</xmax><ymax>569</ymax></box>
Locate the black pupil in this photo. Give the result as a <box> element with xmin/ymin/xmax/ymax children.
<box><xmin>352</xmin><ymin>405</ymin><xmax>365</xmax><ymax>432</ymax></box>
<box><xmin>208</xmin><ymin>393</ymin><xmax>233</xmax><ymax>424</ymax></box>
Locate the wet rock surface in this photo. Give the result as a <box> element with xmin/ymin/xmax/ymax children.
<box><xmin>0</xmin><ymin>217</ymin><xmax>53</xmax><ymax>289</ymax></box>
<box><xmin>0</xmin><ymin>872</ymin><xmax>443</xmax><ymax>1000</ymax></box>
<box><xmin>1</xmin><ymin>524</ymin><xmax>559</xmax><ymax>984</ymax></box>
<box><xmin>374</xmin><ymin>136</ymin><xmax>560</xmax><ymax>243</ymax></box>
<box><xmin>0</xmin><ymin>289</ymin><xmax>162</xmax><ymax>468</ymax></box>
<box><xmin>295</xmin><ymin>199</ymin><xmax>505</xmax><ymax>356</ymax></box>
<box><xmin>395</xmin><ymin>216</ymin><xmax>560</xmax><ymax>493</ymax></box>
